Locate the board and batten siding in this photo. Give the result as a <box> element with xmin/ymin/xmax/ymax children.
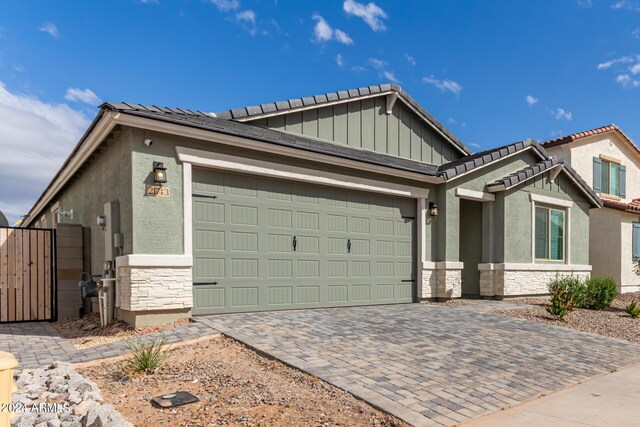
<box><xmin>252</xmin><ymin>98</ymin><xmax>461</xmax><ymax>166</ymax></box>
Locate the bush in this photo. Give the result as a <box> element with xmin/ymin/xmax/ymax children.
<box><xmin>125</xmin><ymin>333</ymin><xmax>171</xmax><ymax>375</ymax></box>
<box><xmin>546</xmin><ymin>283</ymin><xmax>573</xmax><ymax>322</ymax></box>
<box><xmin>583</xmin><ymin>276</ymin><xmax>618</xmax><ymax>310</ymax></box>
<box><xmin>626</xmin><ymin>300</ymin><xmax>640</xmax><ymax>318</ymax></box>
<box><xmin>547</xmin><ymin>276</ymin><xmax>586</xmax><ymax>309</ymax></box>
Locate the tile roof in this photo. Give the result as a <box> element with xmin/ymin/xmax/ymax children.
<box><xmin>101</xmin><ymin>102</ymin><xmax>439</xmax><ymax>176</ymax></box>
<box><xmin>213</xmin><ymin>83</ymin><xmax>472</xmax><ymax>156</ymax></box>
<box><xmin>436</xmin><ymin>139</ymin><xmax>542</xmax><ymax>180</ymax></box>
<box><xmin>436</xmin><ymin>138</ymin><xmax>602</xmax><ymax>207</ymax></box>
<box><xmin>487</xmin><ymin>157</ymin><xmax>560</xmax><ymax>190</ymax></box>
<box><xmin>541</xmin><ymin>124</ymin><xmax>640</xmax><ymax>158</ymax></box>
<box><xmin>603</xmin><ymin>198</ymin><xmax>640</xmax><ymax>214</ymax></box>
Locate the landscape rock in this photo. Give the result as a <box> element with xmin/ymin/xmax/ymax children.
<box><xmin>10</xmin><ymin>362</ymin><xmax>129</xmax><ymax>427</ymax></box>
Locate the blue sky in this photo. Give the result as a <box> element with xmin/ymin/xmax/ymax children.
<box><xmin>1</xmin><ymin>0</ymin><xmax>640</xmax><ymax>222</ymax></box>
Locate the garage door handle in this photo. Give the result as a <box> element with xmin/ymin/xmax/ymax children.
<box><xmin>347</xmin><ymin>238</ymin><xmax>351</xmax><ymax>253</ymax></box>
<box><xmin>292</xmin><ymin>235</ymin><xmax>297</xmax><ymax>251</ymax></box>
<box><xmin>192</xmin><ymin>193</ymin><xmax>218</xmax><ymax>199</ymax></box>
<box><xmin>194</xmin><ymin>282</ymin><xmax>219</xmax><ymax>285</ymax></box>
<box><xmin>401</xmin><ymin>279</ymin><xmax>416</xmax><ymax>282</ymax></box>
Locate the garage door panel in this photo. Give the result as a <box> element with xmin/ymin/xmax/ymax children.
<box><xmin>192</xmin><ymin>169</ymin><xmax>416</xmax><ymax>315</ymax></box>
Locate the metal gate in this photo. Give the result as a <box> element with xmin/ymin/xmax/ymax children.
<box><xmin>0</xmin><ymin>227</ymin><xmax>57</xmax><ymax>322</ymax></box>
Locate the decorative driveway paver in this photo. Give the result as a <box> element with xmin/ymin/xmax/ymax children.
<box><xmin>0</xmin><ymin>321</ymin><xmax>219</xmax><ymax>368</ymax></box>
<box><xmin>200</xmin><ymin>304</ymin><xmax>640</xmax><ymax>427</ymax></box>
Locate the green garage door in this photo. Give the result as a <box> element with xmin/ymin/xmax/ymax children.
<box><xmin>192</xmin><ymin>169</ymin><xmax>416</xmax><ymax>315</ymax></box>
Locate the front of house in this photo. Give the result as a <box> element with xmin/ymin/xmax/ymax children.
<box><xmin>25</xmin><ymin>84</ymin><xmax>601</xmax><ymax>326</ymax></box>
<box><xmin>543</xmin><ymin>125</ymin><xmax>640</xmax><ymax>293</ymax></box>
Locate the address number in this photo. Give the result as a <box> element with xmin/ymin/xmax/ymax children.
<box><xmin>146</xmin><ymin>185</ymin><xmax>171</xmax><ymax>198</ymax></box>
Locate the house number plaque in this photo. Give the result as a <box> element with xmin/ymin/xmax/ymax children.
<box><xmin>146</xmin><ymin>185</ymin><xmax>171</xmax><ymax>198</ymax></box>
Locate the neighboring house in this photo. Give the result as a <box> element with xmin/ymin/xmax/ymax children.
<box><xmin>543</xmin><ymin>125</ymin><xmax>640</xmax><ymax>293</ymax></box>
<box><xmin>23</xmin><ymin>84</ymin><xmax>601</xmax><ymax>327</ymax></box>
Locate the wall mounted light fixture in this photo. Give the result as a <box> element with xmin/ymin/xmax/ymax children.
<box><xmin>153</xmin><ymin>161</ymin><xmax>167</xmax><ymax>184</ymax></box>
<box><xmin>428</xmin><ymin>202</ymin><xmax>438</xmax><ymax>217</ymax></box>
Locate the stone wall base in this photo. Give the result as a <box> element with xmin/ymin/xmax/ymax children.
<box><xmin>479</xmin><ymin>263</ymin><xmax>592</xmax><ymax>297</ymax></box>
<box><xmin>115</xmin><ymin>255</ymin><xmax>193</xmax><ymax>327</ymax></box>
<box><xmin>421</xmin><ymin>262</ymin><xmax>463</xmax><ymax>299</ymax></box>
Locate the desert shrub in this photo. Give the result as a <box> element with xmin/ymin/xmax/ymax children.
<box><xmin>626</xmin><ymin>300</ymin><xmax>640</xmax><ymax>318</ymax></box>
<box><xmin>547</xmin><ymin>276</ymin><xmax>586</xmax><ymax>309</ymax></box>
<box><xmin>125</xmin><ymin>333</ymin><xmax>171</xmax><ymax>374</ymax></box>
<box><xmin>546</xmin><ymin>283</ymin><xmax>573</xmax><ymax>322</ymax></box>
<box><xmin>583</xmin><ymin>276</ymin><xmax>618</xmax><ymax>310</ymax></box>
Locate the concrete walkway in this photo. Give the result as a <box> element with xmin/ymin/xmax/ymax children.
<box><xmin>200</xmin><ymin>304</ymin><xmax>640</xmax><ymax>427</ymax></box>
<box><xmin>465</xmin><ymin>362</ymin><xmax>640</xmax><ymax>426</ymax></box>
<box><xmin>0</xmin><ymin>320</ymin><xmax>219</xmax><ymax>368</ymax></box>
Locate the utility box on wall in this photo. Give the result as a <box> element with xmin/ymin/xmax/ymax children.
<box><xmin>104</xmin><ymin>200</ymin><xmax>121</xmax><ymax>262</ymax></box>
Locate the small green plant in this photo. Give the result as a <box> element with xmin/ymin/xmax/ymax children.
<box><xmin>548</xmin><ymin>276</ymin><xmax>586</xmax><ymax>309</ymax></box>
<box><xmin>583</xmin><ymin>276</ymin><xmax>618</xmax><ymax>310</ymax></box>
<box><xmin>125</xmin><ymin>333</ymin><xmax>171</xmax><ymax>375</ymax></box>
<box><xmin>625</xmin><ymin>300</ymin><xmax>640</xmax><ymax>318</ymax></box>
<box><xmin>546</xmin><ymin>283</ymin><xmax>573</xmax><ymax>322</ymax></box>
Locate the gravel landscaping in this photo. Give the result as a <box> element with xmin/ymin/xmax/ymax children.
<box><xmin>491</xmin><ymin>292</ymin><xmax>640</xmax><ymax>344</ymax></box>
<box><xmin>11</xmin><ymin>361</ymin><xmax>131</xmax><ymax>427</ymax></box>
<box><xmin>79</xmin><ymin>335</ymin><xmax>406</xmax><ymax>427</ymax></box>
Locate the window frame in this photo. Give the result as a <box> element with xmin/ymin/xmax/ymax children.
<box><xmin>599</xmin><ymin>158</ymin><xmax>622</xmax><ymax>197</ymax></box>
<box><xmin>534</xmin><ymin>205</ymin><xmax>566</xmax><ymax>263</ymax></box>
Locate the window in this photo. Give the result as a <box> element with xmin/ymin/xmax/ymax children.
<box><xmin>535</xmin><ymin>206</ymin><xmax>565</xmax><ymax>261</ymax></box>
<box><xmin>595</xmin><ymin>157</ymin><xmax>625</xmax><ymax>197</ymax></box>
<box><xmin>633</xmin><ymin>223</ymin><xmax>640</xmax><ymax>260</ymax></box>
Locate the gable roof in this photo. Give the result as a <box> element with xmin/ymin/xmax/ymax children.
<box><xmin>541</xmin><ymin>124</ymin><xmax>640</xmax><ymax>159</ymax></box>
<box><xmin>213</xmin><ymin>83</ymin><xmax>472</xmax><ymax>156</ymax></box>
<box><xmin>102</xmin><ymin>102</ymin><xmax>439</xmax><ymax>176</ymax></box>
<box><xmin>486</xmin><ymin>157</ymin><xmax>560</xmax><ymax>191</ymax></box>
<box><xmin>437</xmin><ymin>139</ymin><xmax>602</xmax><ymax>207</ymax></box>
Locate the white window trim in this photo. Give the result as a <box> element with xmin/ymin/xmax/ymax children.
<box><xmin>531</xmin><ymin>195</ymin><xmax>571</xmax><ymax>264</ymax></box>
<box><xmin>50</xmin><ymin>202</ymin><xmax>60</xmax><ymax>229</ymax></box>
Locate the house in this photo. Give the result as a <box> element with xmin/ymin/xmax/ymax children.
<box><xmin>542</xmin><ymin>125</ymin><xmax>640</xmax><ymax>293</ymax></box>
<box><xmin>24</xmin><ymin>84</ymin><xmax>601</xmax><ymax>327</ymax></box>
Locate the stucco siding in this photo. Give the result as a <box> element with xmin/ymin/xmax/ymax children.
<box><xmin>589</xmin><ymin>207</ymin><xmax>622</xmax><ymax>286</ymax></box>
<box><xmin>503</xmin><ymin>173</ymin><xmax>591</xmax><ymax>265</ymax></box>
<box><xmin>35</xmin><ymin>130</ymin><xmax>133</xmax><ymax>274</ymax></box>
<box><xmin>252</xmin><ymin>99</ymin><xmax>461</xmax><ymax>166</ymax></box>
<box><xmin>546</xmin><ymin>132</ymin><xmax>640</xmax><ymax>202</ymax></box>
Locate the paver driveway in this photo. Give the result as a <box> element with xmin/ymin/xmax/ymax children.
<box><xmin>200</xmin><ymin>304</ymin><xmax>640</xmax><ymax>427</ymax></box>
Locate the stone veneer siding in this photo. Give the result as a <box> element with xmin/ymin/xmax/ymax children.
<box><xmin>421</xmin><ymin>262</ymin><xmax>463</xmax><ymax>299</ymax></box>
<box><xmin>479</xmin><ymin>265</ymin><xmax>591</xmax><ymax>297</ymax></box>
<box><xmin>116</xmin><ymin>265</ymin><xmax>193</xmax><ymax>311</ymax></box>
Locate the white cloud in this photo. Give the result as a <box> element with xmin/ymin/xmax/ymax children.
<box><xmin>343</xmin><ymin>0</ymin><xmax>388</xmax><ymax>32</ymax></box>
<box><xmin>381</xmin><ymin>70</ymin><xmax>400</xmax><ymax>83</ymax></box>
<box><xmin>577</xmin><ymin>0</ymin><xmax>592</xmax><ymax>7</ymax></box>
<box><xmin>404</xmin><ymin>53</ymin><xmax>416</xmax><ymax>66</ymax></box>
<box><xmin>210</xmin><ymin>0</ymin><xmax>239</xmax><ymax>11</ymax></box>
<box><xmin>311</xmin><ymin>13</ymin><xmax>353</xmax><ymax>45</ymax></box>
<box><xmin>336</xmin><ymin>54</ymin><xmax>344</xmax><ymax>67</ymax></box>
<box><xmin>633</xmin><ymin>28</ymin><xmax>640</xmax><ymax>39</ymax></box>
<box><xmin>0</xmin><ymin>82</ymin><xmax>91</xmax><ymax>224</ymax></box>
<box><xmin>597</xmin><ymin>55</ymin><xmax>635</xmax><ymax>70</ymax></box>
<box><xmin>422</xmin><ymin>75</ymin><xmax>463</xmax><ymax>97</ymax></box>
<box><xmin>368</xmin><ymin>57</ymin><xmax>387</xmax><ymax>69</ymax></box>
<box><xmin>616</xmin><ymin>73</ymin><xmax>640</xmax><ymax>87</ymax></box>
<box><xmin>525</xmin><ymin>95</ymin><xmax>539</xmax><ymax>106</ymax></box>
<box><xmin>469</xmin><ymin>142</ymin><xmax>481</xmax><ymax>148</ymax></box>
<box><xmin>334</xmin><ymin>29</ymin><xmax>353</xmax><ymax>45</ymax></box>
<box><xmin>631</xmin><ymin>63</ymin><xmax>640</xmax><ymax>74</ymax></box>
<box><xmin>236</xmin><ymin>10</ymin><xmax>256</xmax><ymax>24</ymax></box>
<box><xmin>351</xmin><ymin>65</ymin><xmax>366</xmax><ymax>72</ymax></box>
<box><xmin>554</xmin><ymin>108</ymin><xmax>573</xmax><ymax>120</ymax></box>
<box><xmin>64</xmin><ymin>88</ymin><xmax>101</xmax><ymax>105</ymax></box>
<box><xmin>611</xmin><ymin>0</ymin><xmax>640</xmax><ymax>10</ymax></box>
<box><xmin>448</xmin><ymin>118</ymin><xmax>467</xmax><ymax>128</ymax></box>
<box><xmin>38</xmin><ymin>22</ymin><xmax>60</xmax><ymax>38</ymax></box>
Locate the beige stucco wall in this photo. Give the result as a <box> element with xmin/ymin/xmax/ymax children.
<box><xmin>546</xmin><ymin>132</ymin><xmax>640</xmax><ymax>202</ymax></box>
